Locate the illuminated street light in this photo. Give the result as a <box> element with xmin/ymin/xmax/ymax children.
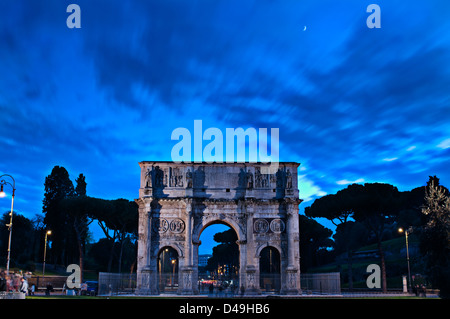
<box><xmin>0</xmin><ymin>184</ymin><xmax>6</xmax><ymax>197</ymax></box>
<box><xmin>43</xmin><ymin>230</ymin><xmax>52</xmax><ymax>277</ymax></box>
<box><xmin>171</xmin><ymin>259</ymin><xmax>176</xmax><ymax>287</ymax></box>
<box><xmin>1</xmin><ymin>174</ymin><xmax>16</xmax><ymax>275</ymax></box>
<box><xmin>398</xmin><ymin>227</ymin><xmax>412</xmax><ymax>292</ymax></box>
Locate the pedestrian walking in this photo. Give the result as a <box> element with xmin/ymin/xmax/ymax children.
<box><xmin>46</xmin><ymin>283</ymin><xmax>53</xmax><ymax>296</ymax></box>
<box><xmin>13</xmin><ymin>274</ymin><xmax>20</xmax><ymax>291</ymax></box>
<box><xmin>6</xmin><ymin>274</ymin><xmax>12</xmax><ymax>292</ymax></box>
<box><xmin>19</xmin><ymin>277</ymin><xmax>29</xmax><ymax>296</ymax></box>
<box><xmin>208</xmin><ymin>283</ymin><xmax>214</xmax><ymax>296</ymax></box>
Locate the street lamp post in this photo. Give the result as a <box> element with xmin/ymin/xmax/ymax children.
<box><xmin>171</xmin><ymin>259</ymin><xmax>176</xmax><ymax>287</ymax></box>
<box><xmin>398</xmin><ymin>227</ymin><xmax>412</xmax><ymax>292</ymax></box>
<box><xmin>0</xmin><ymin>174</ymin><xmax>16</xmax><ymax>275</ymax></box>
<box><xmin>43</xmin><ymin>230</ymin><xmax>52</xmax><ymax>277</ymax></box>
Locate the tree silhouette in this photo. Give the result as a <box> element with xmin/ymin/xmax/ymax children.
<box><xmin>205</xmin><ymin>228</ymin><xmax>239</xmax><ymax>279</ymax></box>
<box><xmin>60</xmin><ymin>196</ymin><xmax>138</xmax><ymax>272</ymax></box>
<box><xmin>305</xmin><ymin>183</ymin><xmax>364</xmax><ymax>289</ymax></box>
<box><xmin>420</xmin><ymin>176</ymin><xmax>450</xmax><ymax>298</ymax></box>
<box><xmin>75</xmin><ymin>174</ymin><xmax>87</xmax><ymax>197</ymax></box>
<box><xmin>351</xmin><ymin>183</ymin><xmax>402</xmax><ymax>293</ymax></box>
<box><xmin>43</xmin><ymin>166</ymin><xmax>75</xmax><ymax>265</ymax></box>
<box><xmin>298</xmin><ymin>215</ymin><xmax>334</xmax><ymax>272</ymax></box>
<box><xmin>60</xmin><ymin>174</ymin><xmax>91</xmax><ymax>281</ymax></box>
<box><xmin>306</xmin><ymin>183</ymin><xmax>402</xmax><ymax>292</ymax></box>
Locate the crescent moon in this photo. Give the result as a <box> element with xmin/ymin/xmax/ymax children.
<box><xmin>303</xmin><ymin>26</ymin><xmax>307</xmax><ymax>31</ymax></box>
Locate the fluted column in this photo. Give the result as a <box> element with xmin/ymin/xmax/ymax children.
<box><xmin>281</xmin><ymin>199</ymin><xmax>301</xmax><ymax>294</ymax></box>
<box><xmin>180</xmin><ymin>199</ymin><xmax>195</xmax><ymax>295</ymax></box>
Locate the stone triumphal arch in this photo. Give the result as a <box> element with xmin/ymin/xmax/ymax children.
<box><xmin>135</xmin><ymin>161</ymin><xmax>302</xmax><ymax>295</ymax></box>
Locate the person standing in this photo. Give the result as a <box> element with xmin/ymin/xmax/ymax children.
<box><xmin>30</xmin><ymin>284</ymin><xmax>35</xmax><ymax>296</ymax></box>
<box><xmin>0</xmin><ymin>270</ymin><xmax>7</xmax><ymax>292</ymax></box>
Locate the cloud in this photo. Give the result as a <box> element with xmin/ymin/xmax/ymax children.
<box><xmin>382</xmin><ymin>157</ymin><xmax>398</xmax><ymax>162</ymax></box>
<box><xmin>1</xmin><ymin>0</ymin><xmax>450</xmax><ymax>223</ymax></box>
<box><xmin>298</xmin><ymin>175</ymin><xmax>327</xmax><ymax>203</ymax></box>
<box><xmin>437</xmin><ymin>138</ymin><xmax>450</xmax><ymax>149</ymax></box>
<box><xmin>336</xmin><ymin>178</ymin><xmax>365</xmax><ymax>186</ymax></box>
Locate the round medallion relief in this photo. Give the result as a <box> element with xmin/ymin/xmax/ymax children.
<box><xmin>254</xmin><ymin>218</ymin><xmax>269</xmax><ymax>233</ymax></box>
<box><xmin>270</xmin><ymin>218</ymin><xmax>285</xmax><ymax>233</ymax></box>
<box><xmin>169</xmin><ymin>218</ymin><xmax>185</xmax><ymax>233</ymax></box>
<box><xmin>155</xmin><ymin>218</ymin><xmax>169</xmax><ymax>233</ymax></box>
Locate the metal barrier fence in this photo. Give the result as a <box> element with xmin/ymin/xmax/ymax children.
<box><xmin>27</xmin><ymin>275</ymin><xmax>67</xmax><ymax>291</ymax></box>
<box><xmin>157</xmin><ymin>273</ymin><xmax>179</xmax><ymax>293</ymax></box>
<box><xmin>98</xmin><ymin>271</ymin><xmax>341</xmax><ymax>295</ymax></box>
<box><xmin>98</xmin><ymin>272</ymin><xmax>137</xmax><ymax>296</ymax></box>
<box><xmin>260</xmin><ymin>273</ymin><xmax>281</xmax><ymax>293</ymax></box>
<box><xmin>300</xmin><ymin>272</ymin><xmax>341</xmax><ymax>294</ymax></box>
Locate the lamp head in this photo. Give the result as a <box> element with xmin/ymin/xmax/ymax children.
<box><xmin>398</xmin><ymin>227</ymin><xmax>404</xmax><ymax>233</ymax></box>
<box><xmin>0</xmin><ymin>184</ymin><xmax>6</xmax><ymax>198</ymax></box>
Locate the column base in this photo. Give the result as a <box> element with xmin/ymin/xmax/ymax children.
<box><xmin>136</xmin><ymin>268</ymin><xmax>159</xmax><ymax>295</ymax></box>
<box><xmin>243</xmin><ymin>265</ymin><xmax>261</xmax><ymax>295</ymax></box>
<box><xmin>179</xmin><ymin>266</ymin><xmax>198</xmax><ymax>295</ymax></box>
<box><xmin>280</xmin><ymin>267</ymin><xmax>301</xmax><ymax>295</ymax></box>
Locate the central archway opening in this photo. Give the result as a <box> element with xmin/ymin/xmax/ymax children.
<box><xmin>198</xmin><ymin>222</ymin><xmax>240</xmax><ymax>295</ymax></box>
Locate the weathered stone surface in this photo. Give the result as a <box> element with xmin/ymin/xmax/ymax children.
<box><xmin>135</xmin><ymin>162</ymin><xmax>302</xmax><ymax>295</ymax></box>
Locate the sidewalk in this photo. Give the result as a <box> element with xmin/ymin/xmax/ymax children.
<box><xmin>111</xmin><ymin>292</ymin><xmax>440</xmax><ymax>298</ymax></box>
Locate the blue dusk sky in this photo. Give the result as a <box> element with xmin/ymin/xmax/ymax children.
<box><xmin>1</xmin><ymin>1</ymin><xmax>450</xmax><ymax>254</ymax></box>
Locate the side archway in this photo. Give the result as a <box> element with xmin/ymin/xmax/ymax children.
<box><xmin>259</xmin><ymin>246</ymin><xmax>281</xmax><ymax>293</ymax></box>
<box><xmin>157</xmin><ymin>246</ymin><xmax>179</xmax><ymax>293</ymax></box>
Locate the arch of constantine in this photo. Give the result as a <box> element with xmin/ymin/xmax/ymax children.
<box><xmin>135</xmin><ymin>161</ymin><xmax>302</xmax><ymax>295</ymax></box>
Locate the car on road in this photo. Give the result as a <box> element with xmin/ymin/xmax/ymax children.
<box><xmin>80</xmin><ymin>281</ymin><xmax>98</xmax><ymax>296</ymax></box>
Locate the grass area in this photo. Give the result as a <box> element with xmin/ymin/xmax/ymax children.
<box><xmin>25</xmin><ymin>295</ymin><xmax>437</xmax><ymax>300</ymax></box>
<box><xmin>26</xmin><ymin>295</ymin><xmax>194</xmax><ymax>299</ymax></box>
<box><xmin>23</xmin><ymin>296</ymin><xmax>151</xmax><ymax>299</ymax></box>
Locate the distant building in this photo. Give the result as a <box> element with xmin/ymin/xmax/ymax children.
<box><xmin>198</xmin><ymin>254</ymin><xmax>212</xmax><ymax>267</ymax></box>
